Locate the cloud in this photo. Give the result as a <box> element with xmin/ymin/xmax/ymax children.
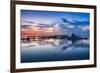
<box><xmin>67</xmin><ymin>25</ymin><xmax>75</xmax><ymax>28</ymax></box>
<box><xmin>78</xmin><ymin>26</ymin><xmax>89</xmax><ymax>31</ymax></box>
<box><xmin>82</xmin><ymin>26</ymin><xmax>89</xmax><ymax>31</ymax></box>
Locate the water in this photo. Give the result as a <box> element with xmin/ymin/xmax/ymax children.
<box><xmin>21</xmin><ymin>39</ymin><xmax>89</xmax><ymax>63</ymax></box>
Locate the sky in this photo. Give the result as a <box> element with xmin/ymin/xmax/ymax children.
<box><xmin>21</xmin><ymin>9</ymin><xmax>90</xmax><ymax>37</ymax></box>
<box><xmin>21</xmin><ymin>9</ymin><xmax>90</xmax><ymax>25</ymax></box>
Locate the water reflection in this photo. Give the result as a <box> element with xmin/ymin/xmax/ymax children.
<box><xmin>21</xmin><ymin>38</ymin><xmax>89</xmax><ymax>49</ymax></box>
<box><xmin>21</xmin><ymin>38</ymin><xmax>89</xmax><ymax>63</ymax></box>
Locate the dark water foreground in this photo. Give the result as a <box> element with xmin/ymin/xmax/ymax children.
<box><xmin>21</xmin><ymin>39</ymin><xmax>89</xmax><ymax>63</ymax></box>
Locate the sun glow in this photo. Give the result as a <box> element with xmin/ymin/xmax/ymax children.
<box><xmin>31</xmin><ymin>26</ymin><xmax>39</xmax><ymax>31</ymax></box>
<box><xmin>44</xmin><ymin>28</ymin><xmax>54</xmax><ymax>33</ymax></box>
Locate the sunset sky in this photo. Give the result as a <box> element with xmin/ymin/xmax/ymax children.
<box><xmin>21</xmin><ymin>10</ymin><xmax>90</xmax><ymax>37</ymax></box>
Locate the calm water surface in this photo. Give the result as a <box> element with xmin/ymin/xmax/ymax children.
<box><xmin>21</xmin><ymin>39</ymin><xmax>89</xmax><ymax>63</ymax></box>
